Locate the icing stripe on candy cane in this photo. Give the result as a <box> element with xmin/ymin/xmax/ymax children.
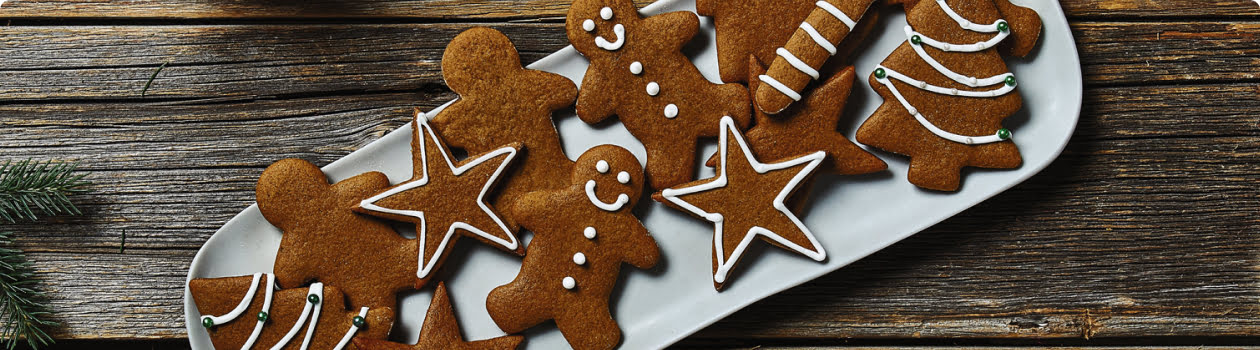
<box><xmin>757</xmin><ymin>0</ymin><xmax>875</xmax><ymax>113</ymax></box>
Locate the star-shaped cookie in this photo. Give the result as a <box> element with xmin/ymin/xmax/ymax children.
<box><xmin>354</xmin><ymin>282</ymin><xmax>523</xmax><ymax>350</ymax></box>
<box><xmin>355</xmin><ymin>112</ymin><xmax>524</xmax><ymax>288</ymax></box>
<box><xmin>656</xmin><ymin>116</ymin><xmax>827</xmax><ymax>290</ymax></box>
<box><xmin>709</xmin><ymin>55</ymin><xmax>885</xmax><ymax>175</ymax></box>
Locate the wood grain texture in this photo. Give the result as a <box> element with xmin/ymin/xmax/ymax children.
<box><xmin>0</xmin><ymin>0</ymin><xmax>1256</xmax><ymax>345</ymax></box>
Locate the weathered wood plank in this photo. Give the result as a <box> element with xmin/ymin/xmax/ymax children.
<box><xmin>0</xmin><ymin>0</ymin><xmax>1255</xmax><ymax>20</ymax></box>
<box><xmin>0</xmin><ymin>21</ymin><xmax>1255</xmax><ymax>103</ymax></box>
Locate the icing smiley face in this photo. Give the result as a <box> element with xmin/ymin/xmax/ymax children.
<box><xmin>567</xmin><ymin>0</ymin><xmax>637</xmax><ymax>56</ymax></box>
<box><xmin>573</xmin><ymin>145</ymin><xmax>643</xmax><ymax>212</ymax></box>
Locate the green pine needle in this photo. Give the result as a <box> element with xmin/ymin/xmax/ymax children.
<box><xmin>0</xmin><ymin>232</ymin><xmax>57</xmax><ymax>350</ymax></box>
<box><xmin>0</xmin><ymin>160</ymin><xmax>89</xmax><ymax>224</ymax></box>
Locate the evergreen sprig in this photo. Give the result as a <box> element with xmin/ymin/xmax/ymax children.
<box><xmin>0</xmin><ymin>160</ymin><xmax>89</xmax><ymax>224</ymax></box>
<box><xmin>0</xmin><ymin>232</ymin><xmax>56</xmax><ymax>350</ymax></box>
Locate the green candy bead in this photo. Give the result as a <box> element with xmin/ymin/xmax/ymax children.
<box><xmin>997</xmin><ymin>128</ymin><xmax>1012</xmax><ymax>140</ymax></box>
<box><xmin>874</xmin><ymin>68</ymin><xmax>887</xmax><ymax>79</ymax></box>
<box><xmin>257</xmin><ymin>311</ymin><xmax>269</xmax><ymax>322</ymax></box>
<box><xmin>352</xmin><ymin>316</ymin><xmax>366</xmax><ymax>328</ymax></box>
<box><xmin>910</xmin><ymin>35</ymin><xmax>922</xmax><ymax>45</ymax></box>
<box><xmin>202</xmin><ymin>317</ymin><xmax>214</xmax><ymax>329</ymax></box>
<box><xmin>1004</xmin><ymin>75</ymin><xmax>1017</xmax><ymax>87</ymax></box>
<box><xmin>308</xmin><ymin>294</ymin><xmax>320</xmax><ymax>304</ymax></box>
<box><xmin>997</xmin><ymin>21</ymin><xmax>1010</xmax><ymax>33</ymax></box>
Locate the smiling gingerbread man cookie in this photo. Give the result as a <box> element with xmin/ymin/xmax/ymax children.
<box><xmin>568</xmin><ymin>0</ymin><xmax>751</xmax><ymax>191</ymax></box>
<box><xmin>487</xmin><ymin>145</ymin><xmax>659</xmax><ymax>350</ymax></box>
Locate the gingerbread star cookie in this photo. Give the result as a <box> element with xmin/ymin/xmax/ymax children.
<box><xmin>856</xmin><ymin>0</ymin><xmax>1041</xmax><ymax>191</ymax></box>
<box><xmin>487</xmin><ymin>145</ymin><xmax>658</xmax><ymax>350</ymax></box>
<box><xmin>257</xmin><ymin>158</ymin><xmax>419</xmax><ymax>309</ymax></box>
<box><xmin>355</xmin><ymin>113</ymin><xmax>524</xmax><ymax>289</ymax></box>
<box><xmin>430</xmin><ymin>27</ymin><xmax>578</xmax><ymax>225</ymax></box>
<box><xmin>657</xmin><ymin>117</ymin><xmax>826</xmax><ymax>290</ymax></box>
<box><xmin>354</xmin><ymin>283</ymin><xmax>523</xmax><ymax>350</ymax></box>
<box><xmin>568</xmin><ymin>0</ymin><xmax>751</xmax><ymax>191</ymax></box>
<box><xmin>190</xmin><ymin>274</ymin><xmax>393</xmax><ymax>350</ymax></box>
<box><xmin>709</xmin><ymin>56</ymin><xmax>885</xmax><ymax>176</ymax></box>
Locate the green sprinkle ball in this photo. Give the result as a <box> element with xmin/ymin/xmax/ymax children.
<box><xmin>910</xmin><ymin>35</ymin><xmax>922</xmax><ymax>45</ymax></box>
<box><xmin>257</xmin><ymin>311</ymin><xmax>269</xmax><ymax>322</ymax></box>
<box><xmin>202</xmin><ymin>317</ymin><xmax>215</xmax><ymax>329</ymax></box>
<box><xmin>874</xmin><ymin>68</ymin><xmax>887</xmax><ymax>79</ymax></box>
<box><xmin>352</xmin><ymin>316</ymin><xmax>367</xmax><ymax>328</ymax></box>
<box><xmin>308</xmin><ymin>294</ymin><xmax>320</xmax><ymax>304</ymax></box>
<box><xmin>997</xmin><ymin>128</ymin><xmax>1012</xmax><ymax>140</ymax></box>
<box><xmin>997</xmin><ymin>21</ymin><xmax>1010</xmax><ymax>33</ymax></box>
<box><xmin>1004</xmin><ymin>75</ymin><xmax>1017</xmax><ymax>87</ymax></box>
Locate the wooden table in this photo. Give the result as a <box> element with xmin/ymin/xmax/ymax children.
<box><xmin>3</xmin><ymin>0</ymin><xmax>1257</xmax><ymax>348</ymax></box>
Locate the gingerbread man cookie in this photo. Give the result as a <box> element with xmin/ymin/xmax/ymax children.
<box><xmin>257</xmin><ymin>158</ymin><xmax>419</xmax><ymax>310</ymax></box>
<box><xmin>487</xmin><ymin>145</ymin><xmax>659</xmax><ymax>350</ymax></box>
<box><xmin>354</xmin><ymin>283</ymin><xmax>523</xmax><ymax>350</ymax></box>
<box><xmin>856</xmin><ymin>0</ymin><xmax>1041</xmax><ymax>191</ymax></box>
<box><xmin>355</xmin><ymin>113</ymin><xmax>524</xmax><ymax>289</ymax></box>
<box><xmin>755</xmin><ymin>0</ymin><xmax>880</xmax><ymax>114</ymax></box>
<box><xmin>657</xmin><ymin>117</ymin><xmax>827</xmax><ymax>290</ymax></box>
<box><xmin>190</xmin><ymin>274</ymin><xmax>393</xmax><ymax>350</ymax></box>
<box><xmin>568</xmin><ymin>0</ymin><xmax>751</xmax><ymax>191</ymax></box>
<box><xmin>431</xmin><ymin>27</ymin><xmax>579</xmax><ymax>224</ymax></box>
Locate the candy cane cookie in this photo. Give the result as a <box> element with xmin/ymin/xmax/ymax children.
<box><xmin>755</xmin><ymin>0</ymin><xmax>878</xmax><ymax>114</ymax></box>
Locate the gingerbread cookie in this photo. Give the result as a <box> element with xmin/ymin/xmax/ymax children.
<box><xmin>257</xmin><ymin>159</ymin><xmax>419</xmax><ymax>310</ymax></box>
<box><xmin>190</xmin><ymin>274</ymin><xmax>393</xmax><ymax>350</ymax></box>
<box><xmin>430</xmin><ymin>27</ymin><xmax>579</xmax><ymax>224</ymax></box>
<box><xmin>354</xmin><ymin>113</ymin><xmax>524</xmax><ymax>289</ymax></box>
<box><xmin>708</xmin><ymin>56</ymin><xmax>885</xmax><ymax>176</ymax></box>
<box><xmin>657</xmin><ymin>117</ymin><xmax>826</xmax><ymax>290</ymax></box>
<box><xmin>754</xmin><ymin>0</ymin><xmax>880</xmax><ymax>114</ymax></box>
<box><xmin>856</xmin><ymin>0</ymin><xmax>1041</xmax><ymax>191</ymax></box>
<box><xmin>487</xmin><ymin>145</ymin><xmax>658</xmax><ymax>350</ymax></box>
<box><xmin>354</xmin><ymin>283</ymin><xmax>523</xmax><ymax>350</ymax></box>
<box><xmin>567</xmin><ymin>0</ymin><xmax>751</xmax><ymax>191</ymax></box>
<box><xmin>696</xmin><ymin>0</ymin><xmax>880</xmax><ymax>84</ymax></box>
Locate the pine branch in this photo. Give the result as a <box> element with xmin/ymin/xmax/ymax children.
<box><xmin>0</xmin><ymin>232</ymin><xmax>56</xmax><ymax>350</ymax></box>
<box><xmin>0</xmin><ymin>160</ymin><xmax>89</xmax><ymax>224</ymax></box>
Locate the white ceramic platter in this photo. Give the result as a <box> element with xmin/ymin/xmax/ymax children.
<box><xmin>185</xmin><ymin>0</ymin><xmax>1081</xmax><ymax>348</ymax></box>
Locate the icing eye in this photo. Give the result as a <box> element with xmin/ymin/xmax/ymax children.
<box><xmin>600</xmin><ymin>7</ymin><xmax>613</xmax><ymax>20</ymax></box>
<box><xmin>596</xmin><ymin>160</ymin><xmax>609</xmax><ymax>173</ymax></box>
<box><xmin>582</xmin><ymin>19</ymin><xmax>595</xmax><ymax>32</ymax></box>
<box><xmin>617</xmin><ymin>171</ymin><xmax>630</xmax><ymax>184</ymax></box>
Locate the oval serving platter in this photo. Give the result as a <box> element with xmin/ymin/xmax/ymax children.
<box><xmin>185</xmin><ymin>0</ymin><xmax>1081</xmax><ymax>348</ymax></box>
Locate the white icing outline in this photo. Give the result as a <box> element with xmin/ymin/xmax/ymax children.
<box><xmin>359</xmin><ymin>113</ymin><xmax>520</xmax><ymax>279</ymax></box>
<box><xmin>269</xmin><ymin>283</ymin><xmax>323</xmax><ymax>350</ymax></box>
<box><xmin>905</xmin><ymin>26</ymin><xmax>1013</xmax><ymax>87</ymax></box>
<box><xmin>757</xmin><ymin>75</ymin><xmax>801</xmax><ymax>101</ymax></box>
<box><xmin>332</xmin><ymin>307</ymin><xmax>370</xmax><ymax>350</ymax></box>
<box><xmin>660</xmin><ymin>117</ymin><xmax>826</xmax><ymax>284</ymax></box>
<box><xmin>815</xmin><ymin>1</ymin><xmax>856</xmax><ymax>29</ymax></box>
<box><xmin>201</xmin><ymin>272</ymin><xmax>261</xmax><ymax>327</ymax></box>
<box><xmin>937</xmin><ymin>0</ymin><xmax>1005</xmax><ymax>33</ymax></box>
<box><xmin>798</xmin><ymin>22</ymin><xmax>836</xmax><ymax>55</ymax></box>
<box><xmin>585</xmin><ymin>180</ymin><xmax>629</xmax><ymax>211</ymax></box>
<box><xmin>595</xmin><ymin>24</ymin><xmax>625</xmax><ymax>51</ymax></box>
<box><xmin>240</xmin><ymin>273</ymin><xmax>276</xmax><ymax>350</ymax></box>
<box><xmin>775</xmin><ymin>47</ymin><xmax>819</xmax><ymax>79</ymax></box>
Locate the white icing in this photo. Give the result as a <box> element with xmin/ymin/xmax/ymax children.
<box><xmin>582</xmin><ymin>19</ymin><xmax>595</xmax><ymax>32</ymax></box>
<box><xmin>616</xmin><ymin>171</ymin><xmax>630</xmax><ymax>184</ymax></box>
<box><xmin>584</xmin><ymin>180</ymin><xmax>629</xmax><ymax>211</ymax></box>
<box><xmin>595</xmin><ymin>24</ymin><xmax>625</xmax><ymax>51</ymax></box>
<box><xmin>798</xmin><ymin>22</ymin><xmax>836</xmax><ymax>55</ymax></box>
<box><xmin>815</xmin><ymin>1</ymin><xmax>856</xmax><ymax>29</ymax></box>
<box><xmin>240</xmin><ymin>273</ymin><xmax>276</xmax><ymax>350</ymax></box>
<box><xmin>600</xmin><ymin>7</ymin><xmax>613</xmax><ymax>20</ymax></box>
<box><xmin>914</xmin><ymin>26</ymin><xmax>1008</xmax><ymax>52</ymax></box>
<box><xmin>663</xmin><ymin>104</ymin><xmax>678</xmax><ymax>119</ymax></box>
<box><xmin>269</xmin><ymin>283</ymin><xmax>323</xmax><ymax>350</ymax></box>
<box><xmin>332</xmin><ymin>307</ymin><xmax>370</xmax><ymax>350</ymax></box>
<box><xmin>584</xmin><ymin>226</ymin><xmax>597</xmax><ymax>239</ymax></box>
<box><xmin>359</xmin><ymin>114</ymin><xmax>520</xmax><ymax>279</ymax></box>
<box><xmin>776</xmin><ymin>47</ymin><xmax>819</xmax><ymax>79</ymax></box>
<box><xmin>646</xmin><ymin>82</ymin><xmax>660</xmax><ymax>96</ymax></box>
<box><xmin>659</xmin><ymin>117</ymin><xmax>827</xmax><ymax>284</ymax></box>
<box><xmin>629</xmin><ymin>61</ymin><xmax>643</xmax><ymax>75</ymax></box>
<box><xmin>299</xmin><ymin>285</ymin><xmax>324</xmax><ymax>350</ymax></box>
<box><xmin>937</xmin><ymin>0</ymin><xmax>1006</xmax><ymax>33</ymax></box>
<box><xmin>573</xmin><ymin>252</ymin><xmax>587</xmax><ymax>265</ymax></box>
<box><xmin>757</xmin><ymin>75</ymin><xmax>802</xmax><ymax>101</ymax></box>
<box><xmin>201</xmin><ymin>272</ymin><xmax>262</xmax><ymax>327</ymax></box>
<box><xmin>596</xmin><ymin>160</ymin><xmax>610</xmax><ymax>173</ymax></box>
<box><xmin>904</xmin><ymin>26</ymin><xmax>1013</xmax><ymax>87</ymax></box>
<box><xmin>562</xmin><ymin>276</ymin><xmax>576</xmax><ymax>290</ymax></box>
<box><xmin>878</xmin><ymin>66</ymin><xmax>1014</xmax><ymax>98</ymax></box>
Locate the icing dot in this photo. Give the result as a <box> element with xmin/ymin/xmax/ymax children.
<box><xmin>617</xmin><ymin>171</ymin><xmax>630</xmax><ymax>184</ymax></box>
<box><xmin>600</xmin><ymin>7</ymin><xmax>613</xmax><ymax>20</ymax></box>
<box><xmin>202</xmin><ymin>317</ymin><xmax>214</xmax><ymax>328</ymax></box>
<box><xmin>573</xmin><ymin>252</ymin><xmax>587</xmax><ymax>265</ymax></box>
<box><xmin>910</xmin><ymin>35</ymin><xmax>922</xmax><ymax>45</ymax></box>
<box><xmin>352</xmin><ymin>316</ymin><xmax>366</xmax><ymax>328</ymax></box>
<box><xmin>942</xmin><ymin>43</ymin><xmax>952</xmax><ymax>51</ymax></box>
<box><xmin>307</xmin><ymin>294</ymin><xmax>320</xmax><ymax>304</ymax></box>
<box><xmin>1005</xmin><ymin>75</ymin><xmax>1017</xmax><ymax>87</ymax></box>
<box><xmin>629</xmin><ymin>61</ymin><xmax>643</xmax><ymax>75</ymax></box>
<box><xmin>664</xmin><ymin>104</ymin><xmax>678</xmax><ymax>119</ymax></box>
<box><xmin>997</xmin><ymin>128</ymin><xmax>1012</xmax><ymax>140</ymax></box>
<box><xmin>582</xmin><ymin>19</ymin><xmax>595</xmax><ymax>32</ymax></box>
<box><xmin>584</xmin><ymin>226</ymin><xmax>597</xmax><ymax>239</ymax></box>
<box><xmin>563</xmin><ymin>276</ymin><xmax>577</xmax><ymax>290</ymax></box>
<box><xmin>596</xmin><ymin>160</ymin><xmax>609</xmax><ymax>173</ymax></box>
<box><xmin>873</xmin><ymin>68</ymin><xmax>886</xmax><ymax>79</ymax></box>
<box><xmin>646</xmin><ymin>82</ymin><xmax>660</xmax><ymax>96</ymax></box>
<box><xmin>997</xmin><ymin>21</ymin><xmax>1010</xmax><ymax>33</ymax></box>
<box><xmin>257</xmin><ymin>311</ymin><xmax>269</xmax><ymax>322</ymax></box>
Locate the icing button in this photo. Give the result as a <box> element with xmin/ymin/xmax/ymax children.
<box><xmin>629</xmin><ymin>61</ymin><xmax>643</xmax><ymax>75</ymax></box>
<box><xmin>600</xmin><ymin>7</ymin><xmax>613</xmax><ymax>20</ymax></box>
<box><xmin>573</xmin><ymin>252</ymin><xmax>587</xmax><ymax>265</ymax></box>
<box><xmin>664</xmin><ymin>104</ymin><xmax>678</xmax><ymax>119</ymax></box>
<box><xmin>563</xmin><ymin>276</ymin><xmax>577</xmax><ymax>290</ymax></box>
<box><xmin>646</xmin><ymin>82</ymin><xmax>660</xmax><ymax>96</ymax></box>
<box><xmin>584</xmin><ymin>226</ymin><xmax>597</xmax><ymax>239</ymax></box>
